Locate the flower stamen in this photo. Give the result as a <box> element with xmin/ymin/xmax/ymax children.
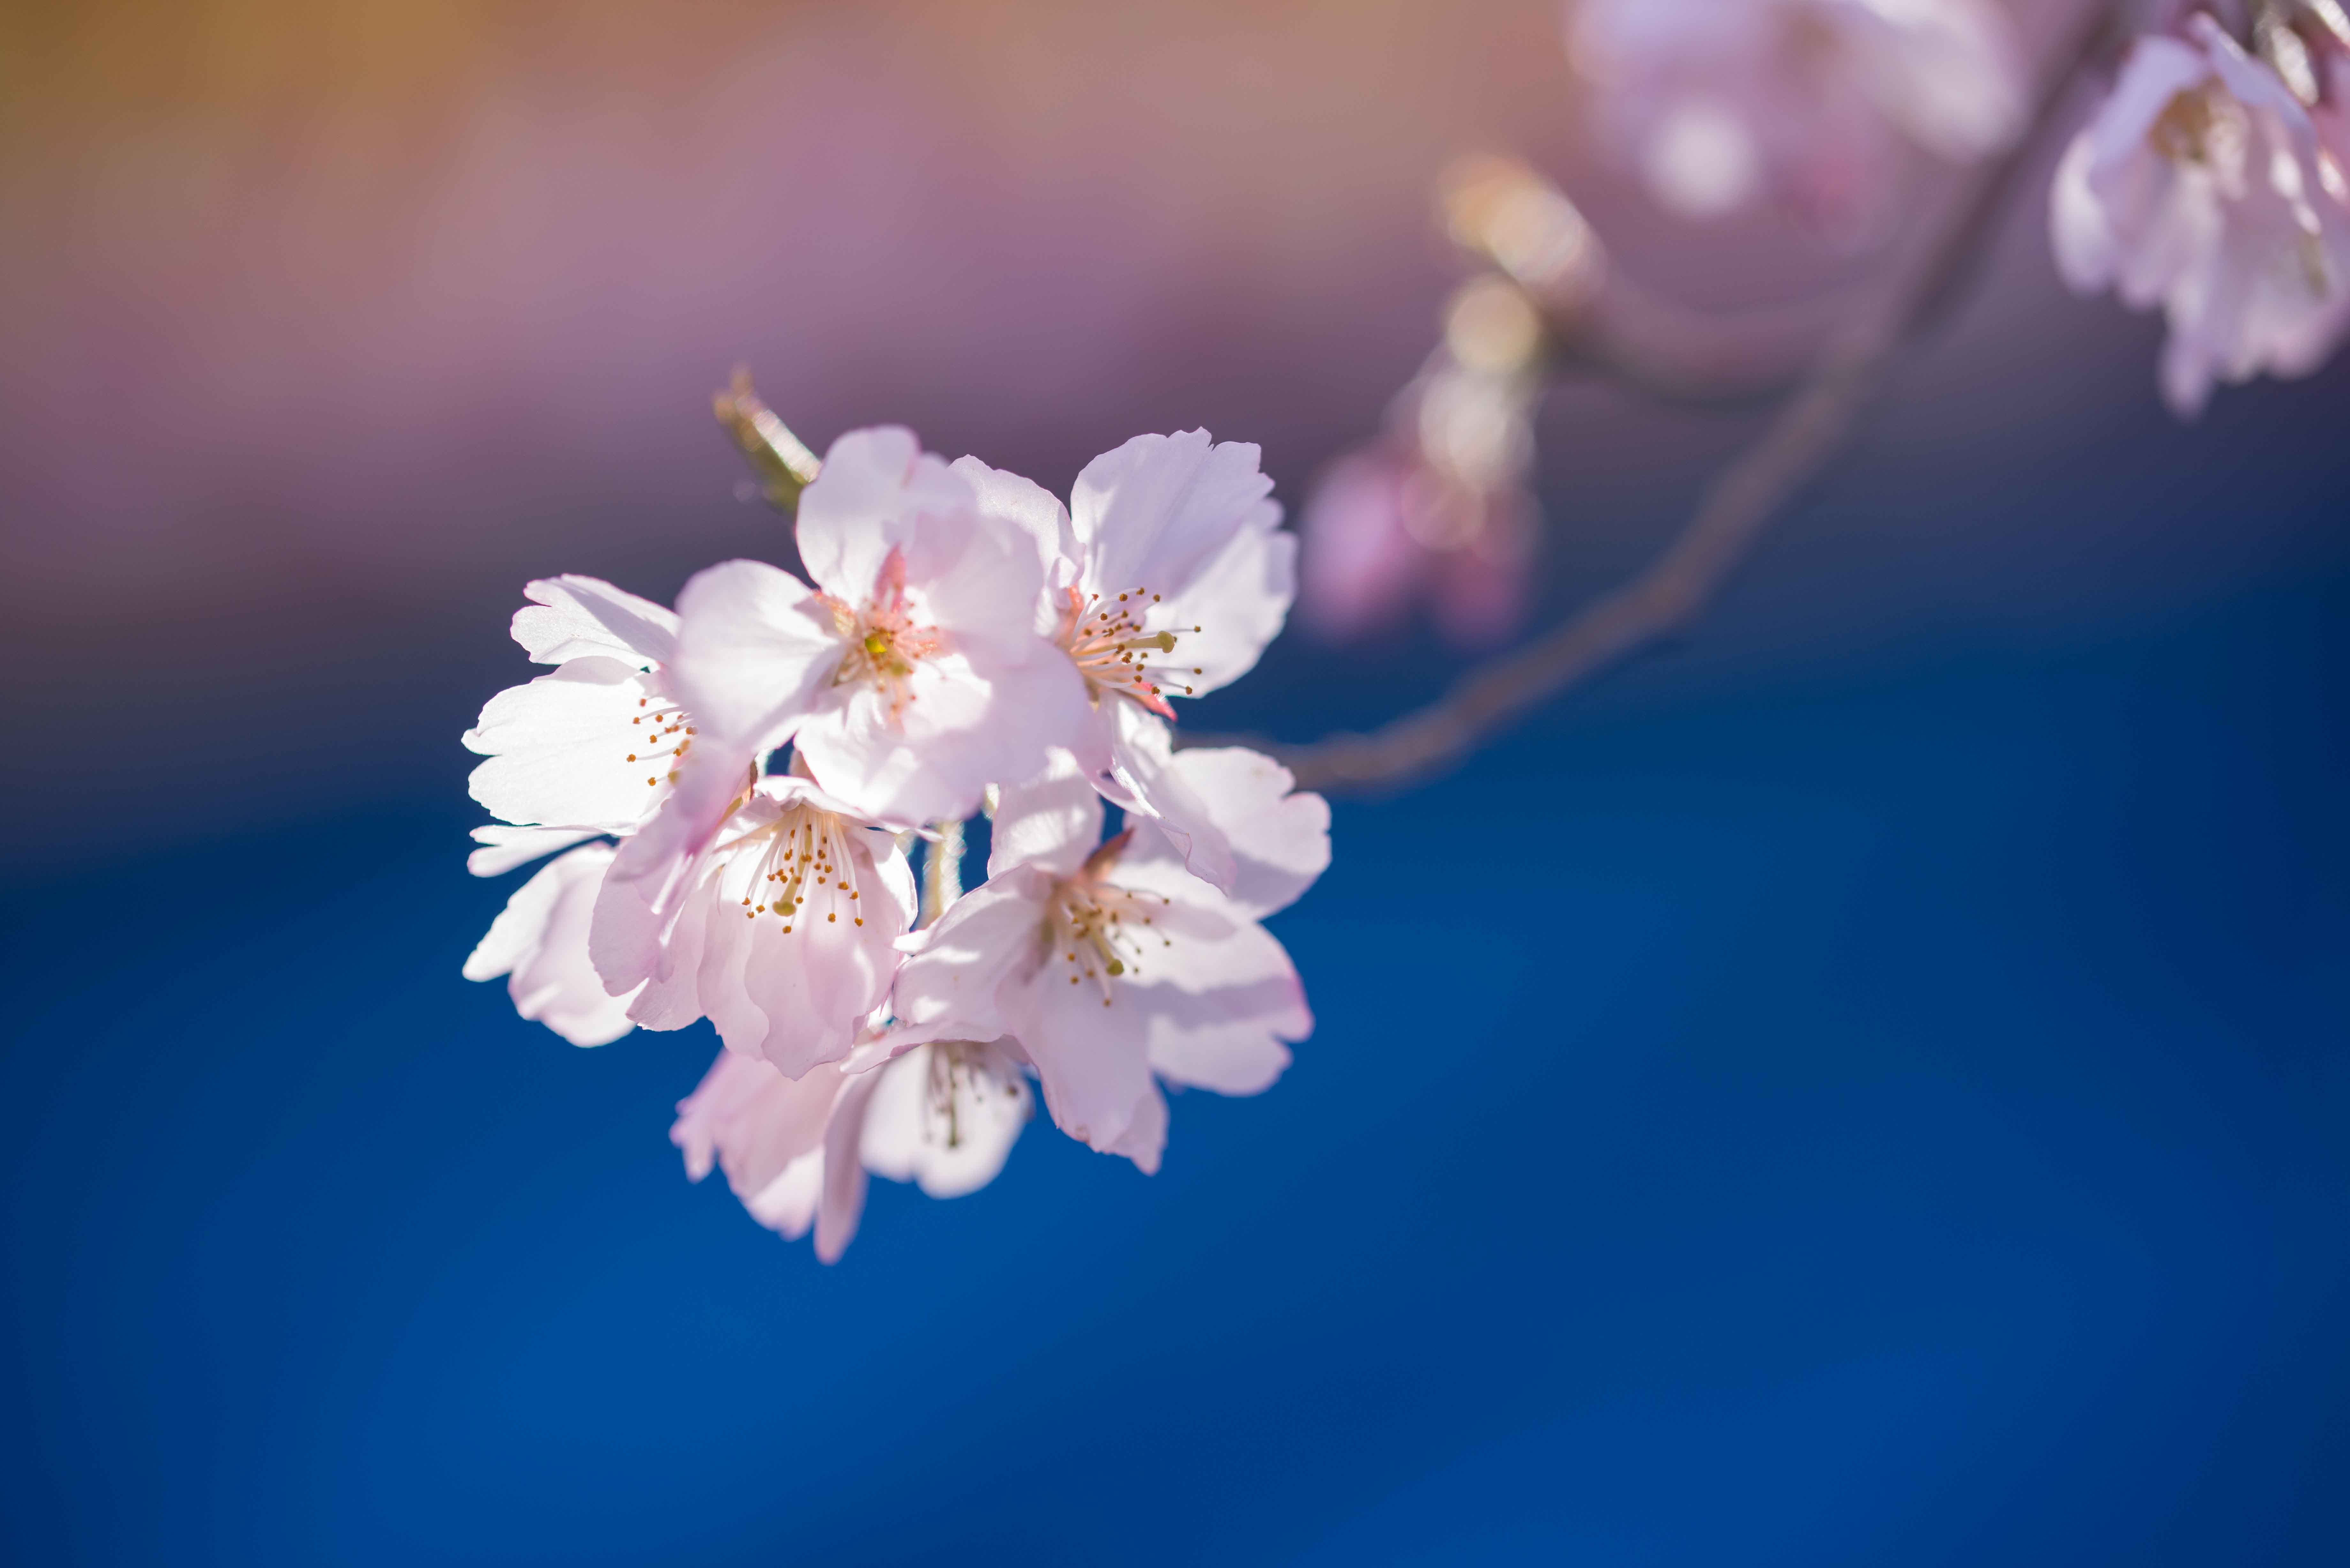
<box><xmin>820</xmin><ymin>547</ymin><xmax>943</xmax><ymax>725</ymax></box>
<box><xmin>1056</xmin><ymin>585</ymin><xmax>1201</xmax><ymax>717</ymax></box>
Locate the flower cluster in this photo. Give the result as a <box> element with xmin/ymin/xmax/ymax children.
<box><xmin>462</xmin><ymin>427</ymin><xmax>1328</xmax><ymax>1260</ymax></box>
<box><xmin>2054</xmin><ymin>7</ymin><xmax>2350</xmax><ymax>416</ymax></box>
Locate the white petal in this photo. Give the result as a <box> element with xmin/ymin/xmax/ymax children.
<box><xmin>1101</xmin><ymin>1080</ymin><xmax>1167</xmax><ymax>1176</ymax></box>
<box><xmin>466</xmin><ymin>824</ymin><xmax>599</xmax><ymax>878</ymax></box>
<box><xmin>1091</xmin><ymin>861</ymin><xmax>1311</xmax><ymax>1094</ymax></box>
<box><xmin>1016</xmin><ymin>959</ymin><xmax>1159</xmax><ymax>1157</ymax></box>
<box><xmin>667</xmin><ymin>558</ymin><xmax>836</xmax><ymax>758</ymax></box>
<box><xmin>589</xmin><ymin>746</ymin><xmax>753</xmax><ymax>994</ymax></box>
<box><xmin>2190</xmin><ymin>15</ymin><xmax>2313</xmax><ymax>126</ymax></box>
<box><xmin>2050</xmin><ymin>133</ymin><xmax>2118</xmax><ymax>295</ymax></box>
<box><xmin>989</xmin><ymin>750</ymin><xmax>1106</xmax><ymax>878</ymax></box>
<box><xmin>913</xmin><ymin>466</ymin><xmax>1058</xmax><ymax>642</ymax></box>
<box><xmin>888</xmin><ymin>870</ymin><xmax>1055</xmax><ymax>1040</ymax></box>
<box><xmin>671</xmin><ymin>1050</ymin><xmax>856</xmax><ymax>1246</ymax></box>
<box><xmin>1070</xmin><ymin>432</ymin><xmax>1282</xmax><ymax>609</ymax></box>
<box><xmin>744</xmin><ymin>1153</ymin><xmax>823</xmax><ymax>1240</ymax></box>
<box><xmin>2160</xmin><ymin>323</ymin><xmax>2217</xmax><ymax>419</ymax></box>
<box><xmin>951</xmin><ymin>454</ymin><xmax>1080</xmax><ymax>634</ymax></box>
<box><xmin>464</xmin><ymin>659</ymin><xmax>677</xmax><ymax>830</ymax></box>
<box><xmin>1136</xmin><ymin>912</ymin><xmax>1307</xmax><ymax>1097</ymax></box>
<box><xmin>511</xmin><ymin>575</ymin><xmax>679</xmax><ymax>667</ymax></box>
<box><xmin>1149</xmin><ymin>508</ymin><xmax>1295</xmax><ymax>697</ymax></box>
<box><xmin>2089</xmin><ymin>37</ymin><xmax>2213</xmax><ymax>175</ymax></box>
<box><xmin>463</xmin><ymin>844</ymin><xmax>640</xmax><ymax>1046</ymax></box>
<box><xmin>860</xmin><ymin>1040</ymin><xmax>1031</xmax><ymax>1198</ymax></box>
<box><xmin>625</xmin><ymin>851</ymin><xmax>714</xmax><ymax>1031</ymax></box>
<box><xmin>795</xmin><ymin>427</ymin><xmax>975</xmax><ymax>602</ymax></box>
<box><xmin>792</xmin><ymin>643</ymin><xmax>1088</xmax><ymax>829</ymax></box>
<box><xmin>1119</xmin><ymin>745</ymin><xmax>1330</xmax><ymax>918</ymax></box>
<box><xmin>814</xmin><ymin>1067</ymin><xmax>882</xmax><ymax>1263</ymax></box>
<box><xmin>1105</xmin><ymin>705</ymin><xmax>1237</xmax><ymax>893</ymax></box>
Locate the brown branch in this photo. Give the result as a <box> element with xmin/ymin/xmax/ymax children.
<box><xmin>1197</xmin><ymin>0</ymin><xmax>2138</xmax><ymax>796</ymax></box>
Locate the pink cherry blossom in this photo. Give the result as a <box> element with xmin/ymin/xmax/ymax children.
<box><xmin>675</xmin><ymin>426</ymin><xmax>1089</xmax><ymax>827</ymax></box>
<box><xmin>595</xmin><ymin>773</ymin><xmax>918</xmax><ymax>1076</ymax></box>
<box><xmin>462</xmin><ymin>841</ymin><xmax>639</xmax><ymax>1047</ymax></box>
<box><xmin>1570</xmin><ymin>0</ymin><xmax>2027</xmax><ymax>241</ymax></box>
<box><xmin>1297</xmin><ymin>444</ymin><xmax>1537</xmax><ymax>651</ymax></box>
<box><xmin>594</xmin><ymin>428</ymin><xmax>1089</xmax><ymax>966</ymax></box>
<box><xmin>879</xmin><ymin>750</ymin><xmax>1322</xmax><ymax>1171</ymax></box>
<box><xmin>671</xmin><ymin>1037</ymin><xmax>1029</xmax><ymax>1263</ymax></box>
<box><xmin>2053</xmin><ymin>14</ymin><xmax>2350</xmax><ymax>416</ymax></box>
<box><xmin>956</xmin><ymin>431</ymin><xmax>1296</xmax><ymax>893</ymax></box>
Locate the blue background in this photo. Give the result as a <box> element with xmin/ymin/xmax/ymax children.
<box><xmin>7</xmin><ymin>562</ymin><xmax>2347</xmax><ymax>1563</ymax></box>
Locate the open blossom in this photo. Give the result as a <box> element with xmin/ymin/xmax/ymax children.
<box><xmin>596</xmin><ymin>773</ymin><xmax>918</xmax><ymax>1076</ymax></box>
<box><xmin>2053</xmin><ymin>13</ymin><xmax>2350</xmax><ymax>416</ymax></box>
<box><xmin>879</xmin><ymin>749</ymin><xmax>1325</xmax><ymax>1171</ymax></box>
<box><xmin>459</xmin><ymin>576</ymin><xmax>688</xmax><ymax>1046</ymax></box>
<box><xmin>958</xmin><ymin>431</ymin><xmax>1295</xmax><ymax>893</ymax></box>
<box><xmin>462</xmin><ymin>841</ymin><xmax>639</xmax><ymax>1046</ymax></box>
<box><xmin>595</xmin><ymin>428</ymin><xmax>1088</xmax><ymax>965</ymax></box>
<box><xmin>674</xmin><ymin>426</ymin><xmax>1088</xmax><ymax>827</ymax></box>
<box><xmin>1570</xmin><ymin>0</ymin><xmax>2026</xmax><ymax>238</ymax></box>
<box><xmin>671</xmin><ymin>1037</ymin><xmax>1029</xmax><ymax>1263</ymax></box>
<box><xmin>463</xmin><ymin>574</ymin><xmax>692</xmax><ymax>839</ymax></box>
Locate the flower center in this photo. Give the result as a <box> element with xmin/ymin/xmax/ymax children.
<box><xmin>1056</xmin><ymin>585</ymin><xmax>1205</xmax><ymax>719</ymax></box>
<box><xmin>921</xmin><ymin>1042</ymin><xmax>1025</xmax><ymax>1150</ymax></box>
<box><xmin>822</xmin><ymin>547</ymin><xmax>942</xmax><ymax>724</ymax></box>
<box><xmin>623</xmin><ymin>692</ymin><xmax>695</xmax><ymax>790</ymax></box>
<box><xmin>1045</xmin><ymin>830</ymin><xmax>1174</xmax><ymax>1006</ymax></box>
<box><xmin>734</xmin><ymin>801</ymin><xmax>868</xmax><ymax>934</ymax></box>
<box><xmin>2149</xmin><ymin>86</ymin><xmax>2240</xmax><ymax>169</ymax></box>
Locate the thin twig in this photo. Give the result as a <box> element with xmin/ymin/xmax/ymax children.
<box><xmin>716</xmin><ymin>366</ymin><xmax>822</xmax><ymax>516</ymax></box>
<box><xmin>1192</xmin><ymin>0</ymin><xmax>2137</xmax><ymax>796</ymax></box>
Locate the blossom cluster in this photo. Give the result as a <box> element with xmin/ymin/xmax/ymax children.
<box><xmin>2055</xmin><ymin>7</ymin><xmax>2350</xmax><ymax>416</ymax></box>
<box><xmin>462</xmin><ymin>428</ymin><xmax>1329</xmax><ymax>1260</ymax></box>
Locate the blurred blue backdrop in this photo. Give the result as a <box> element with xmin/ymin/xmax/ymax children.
<box><xmin>7</xmin><ymin>565</ymin><xmax>2345</xmax><ymax>1564</ymax></box>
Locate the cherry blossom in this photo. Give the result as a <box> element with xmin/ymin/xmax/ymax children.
<box><xmin>595</xmin><ymin>773</ymin><xmax>918</xmax><ymax>1076</ymax></box>
<box><xmin>675</xmin><ymin>426</ymin><xmax>1088</xmax><ymax>827</ymax></box>
<box><xmin>1570</xmin><ymin>0</ymin><xmax>2027</xmax><ymax>240</ymax></box>
<box><xmin>671</xmin><ymin>1036</ymin><xmax>1029</xmax><ymax>1263</ymax></box>
<box><xmin>2053</xmin><ymin>13</ymin><xmax>2350</xmax><ymax>416</ymax></box>
<box><xmin>957</xmin><ymin>431</ymin><xmax>1295</xmax><ymax>893</ymax></box>
<box><xmin>461</xmin><ymin>412</ymin><xmax>1333</xmax><ymax>1258</ymax></box>
<box><xmin>459</xmin><ymin>576</ymin><xmax>685</xmax><ymax>1045</ymax></box>
<box><xmin>462</xmin><ymin>574</ymin><xmax>690</xmax><ymax>841</ymax></box>
<box><xmin>462</xmin><ymin>841</ymin><xmax>639</xmax><ymax>1047</ymax></box>
<box><xmin>593</xmin><ymin>428</ymin><xmax>1088</xmax><ymax>967</ymax></box>
<box><xmin>1298</xmin><ymin>437</ymin><xmax>1537</xmax><ymax>652</ymax></box>
<box><xmin>879</xmin><ymin>750</ymin><xmax>1323</xmax><ymax>1171</ymax></box>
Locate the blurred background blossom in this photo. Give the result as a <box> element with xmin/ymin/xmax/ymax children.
<box><xmin>1567</xmin><ymin>0</ymin><xmax>2027</xmax><ymax>240</ymax></box>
